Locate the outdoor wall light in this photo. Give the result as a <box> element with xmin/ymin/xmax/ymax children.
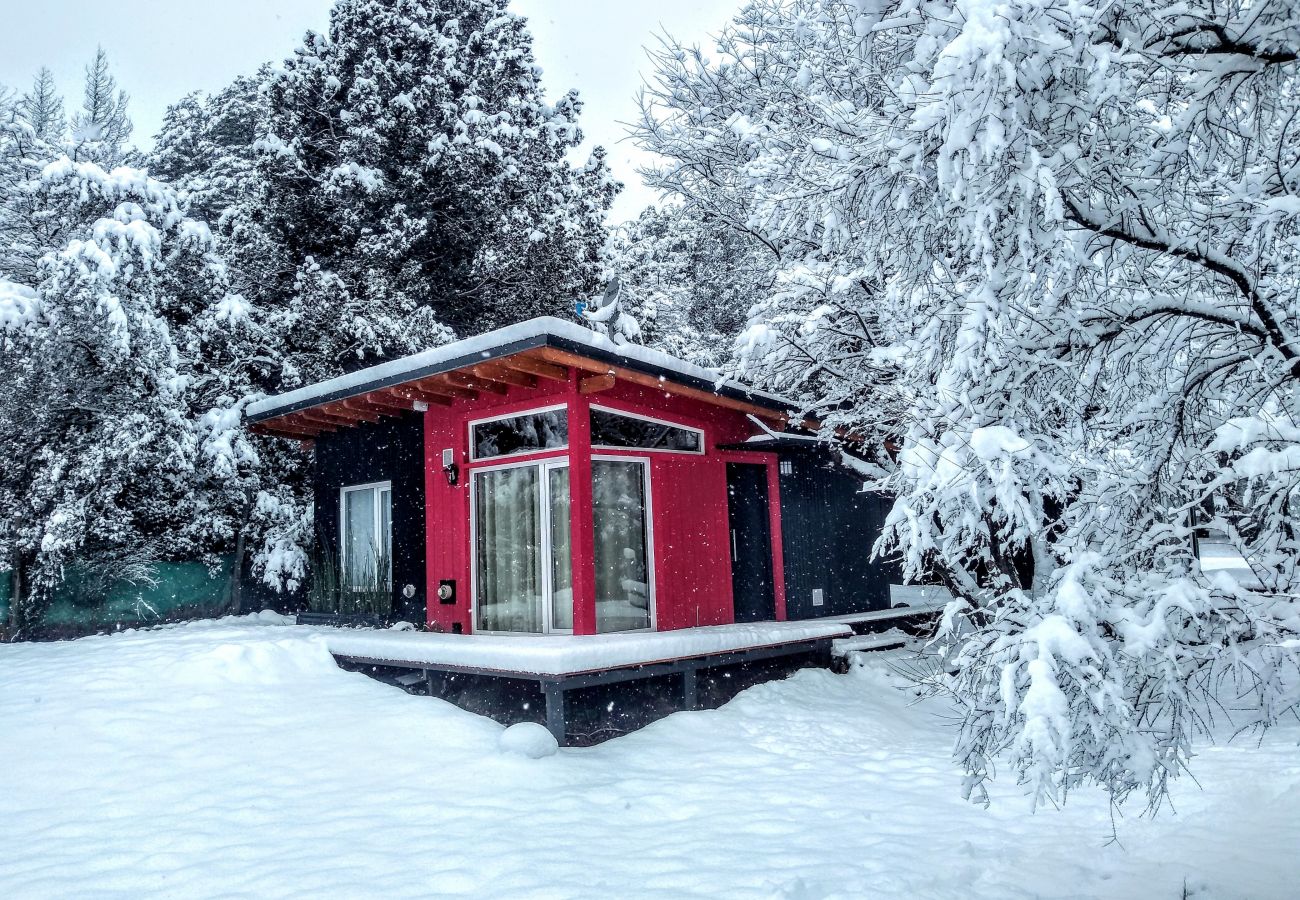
<box><xmin>442</xmin><ymin>447</ymin><xmax>459</xmax><ymax>486</ymax></box>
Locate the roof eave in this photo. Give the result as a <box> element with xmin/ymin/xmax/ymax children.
<box><xmin>245</xmin><ymin>332</ymin><xmax>793</xmax><ymax>425</ymax></box>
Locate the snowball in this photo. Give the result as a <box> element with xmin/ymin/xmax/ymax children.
<box><xmin>498</xmin><ymin>722</ymin><xmax>558</xmax><ymax>758</ymax></box>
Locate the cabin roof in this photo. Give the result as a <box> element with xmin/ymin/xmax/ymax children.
<box><xmin>245</xmin><ymin>316</ymin><xmax>799</xmax><ymax>439</ymax></box>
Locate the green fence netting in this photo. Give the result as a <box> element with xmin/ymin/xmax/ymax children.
<box><xmin>1</xmin><ymin>557</ymin><xmax>234</xmax><ymax>634</ymax></box>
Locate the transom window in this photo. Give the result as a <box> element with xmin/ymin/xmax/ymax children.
<box><xmin>470</xmin><ymin>406</ymin><xmax>567</xmax><ymax>461</ymax></box>
<box><xmin>590</xmin><ymin>406</ymin><xmax>703</xmax><ymax>454</ymax></box>
<box><xmin>340</xmin><ymin>481</ymin><xmax>392</xmax><ymax>590</ymax></box>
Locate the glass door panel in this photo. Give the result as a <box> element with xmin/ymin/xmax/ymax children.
<box><xmin>474</xmin><ymin>465</ymin><xmax>542</xmax><ymax>632</ymax></box>
<box><xmin>547</xmin><ymin>465</ymin><xmax>573</xmax><ymax>631</ymax></box>
<box><xmin>592</xmin><ymin>459</ymin><xmax>652</xmax><ymax>632</ymax></box>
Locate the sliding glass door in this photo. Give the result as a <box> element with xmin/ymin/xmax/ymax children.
<box><xmin>473</xmin><ymin>459</ymin><xmax>572</xmax><ymax>633</ymax></box>
<box><xmin>592</xmin><ymin>458</ymin><xmax>653</xmax><ymax>632</ymax></box>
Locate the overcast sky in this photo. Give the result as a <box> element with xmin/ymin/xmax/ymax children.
<box><xmin>0</xmin><ymin>0</ymin><xmax>739</xmax><ymax>221</ymax></box>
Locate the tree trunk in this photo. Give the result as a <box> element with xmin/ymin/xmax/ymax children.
<box><xmin>8</xmin><ymin>551</ymin><xmax>28</xmax><ymax>641</ymax></box>
<box><xmin>229</xmin><ymin>529</ymin><xmax>247</xmax><ymax>617</ymax></box>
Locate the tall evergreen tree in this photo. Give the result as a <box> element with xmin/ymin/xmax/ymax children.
<box><xmin>20</xmin><ymin>68</ymin><xmax>64</xmax><ymax>144</ymax></box>
<box><xmin>70</xmin><ymin>47</ymin><xmax>132</xmax><ymax>166</ymax></box>
<box><xmin>230</xmin><ymin>0</ymin><xmax>616</xmax><ymax>348</ymax></box>
<box><xmin>149</xmin><ymin>72</ymin><xmax>268</xmax><ymax>224</ymax></box>
<box><xmin>0</xmin><ymin>161</ymin><xmax>232</xmax><ymax>634</ymax></box>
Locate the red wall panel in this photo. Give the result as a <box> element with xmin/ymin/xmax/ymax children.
<box><xmin>421</xmin><ymin>366</ymin><xmax>780</xmax><ymax>633</ymax></box>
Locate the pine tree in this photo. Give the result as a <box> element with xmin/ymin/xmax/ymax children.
<box><xmin>20</xmin><ymin>68</ymin><xmax>64</xmax><ymax>144</ymax></box>
<box><xmin>70</xmin><ymin>47</ymin><xmax>133</xmax><ymax>166</ymax></box>
<box><xmin>231</xmin><ymin>0</ymin><xmax>616</xmax><ymax>344</ymax></box>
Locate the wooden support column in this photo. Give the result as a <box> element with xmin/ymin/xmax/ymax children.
<box><xmin>682</xmin><ymin>667</ymin><xmax>699</xmax><ymax>710</ymax></box>
<box><xmin>543</xmin><ymin>680</ymin><xmax>567</xmax><ymax>744</ymax></box>
<box><xmin>567</xmin><ymin>373</ymin><xmax>597</xmax><ymax>636</ymax></box>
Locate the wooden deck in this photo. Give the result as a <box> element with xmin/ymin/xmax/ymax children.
<box><xmin>325</xmin><ymin>622</ymin><xmax>851</xmax><ymax>744</ymax></box>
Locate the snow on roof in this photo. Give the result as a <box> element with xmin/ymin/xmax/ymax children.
<box><xmin>323</xmin><ymin>620</ymin><xmax>851</xmax><ymax>676</ymax></box>
<box><xmin>246</xmin><ymin>316</ymin><xmax>795</xmax><ymax>421</ymax></box>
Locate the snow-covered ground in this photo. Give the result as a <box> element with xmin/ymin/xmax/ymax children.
<box><xmin>3</xmin><ymin>616</ymin><xmax>1297</xmax><ymax>899</ymax></box>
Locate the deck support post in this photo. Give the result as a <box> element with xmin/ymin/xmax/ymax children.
<box><xmin>682</xmin><ymin>666</ymin><xmax>698</xmax><ymax>710</ymax></box>
<box><xmin>543</xmin><ymin>681</ymin><xmax>566</xmax><ymax>744</ymax></box>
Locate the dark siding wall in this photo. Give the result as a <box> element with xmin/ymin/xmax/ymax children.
<box><xmin>314</xmin><ymin>413</ymin><xmax>426</xmax><ymax>621</ymax></box>
<box><xmin>778</xmin><ymin>450</ymin><xmax>895</xmax><ymax>619</ymax></box>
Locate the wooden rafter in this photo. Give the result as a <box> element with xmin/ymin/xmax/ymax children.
<box><xmin>341</xmin><ymin>398</ymin><xmax>399</xmax><ymax>418</ymax></box>
<box><xmin>413</xmin><ymin>375</ymin><xmax>477</xmax><ymax>400</ymax></box>
<box><xmin>385</xmin><ymin>385</ymin><xmax>453</xmax><ymax>406</ymax></box>
<box><xmin>578</xmin><ymin>373</ymin><xmax>616</xmax><ymax>394</ymax></box>
<box><xmin>297</xmin><ymin>409</ymin><xmax>355</xmax><ymax>427</ymax></box>
<box><xmin>357</xmin><ymin>392</ymin><xmax>416</xmax><ymax>413</ymax></box>
<box><xmin>284</xmin><ymin>413</ymin><xmax>335</xmax><ymax>433</ymax></box>
<box><xmin>441</xmin><ymin>370</ymin><xmax>509</xmax><ymax>395</ymax></box>
<box><xmin>499</xmin><ymin>353</ymin><xmax>568</xmax><ymax>381</ymax></box>
<box><xmin>470</xmin><ymin>362</ymin><xmax>536</xmax><ymax>389</ymax></box>
<box><xmin>323</xmin><ymin>402</ymin><xmax>381</xmax><ymax>424</ymax></box>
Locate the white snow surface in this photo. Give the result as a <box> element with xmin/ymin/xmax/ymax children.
<box><xmin>3</xmin><ymin>614</ymin><xmax>1298</xmax><ymax>898</ymax></box>
<box><xmin>325</xmin><ymin>620</ymin><xmax>852</xmax><ymax>675</ymax></box>
<box><xmin>245</xmin><ymin>316</ymin><xmax>795</xmax><ymax>419</ymax></box>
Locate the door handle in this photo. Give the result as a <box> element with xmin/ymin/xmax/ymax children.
<box><xmin>731</xmin><ymin>529</ymin><xmax>738</xmax><ymax>562</ymax></box>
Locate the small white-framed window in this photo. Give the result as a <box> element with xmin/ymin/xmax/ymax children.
<box><xmin>590</xmin><ymin>405</ymin><xmax>704</xmax><ymax>454</ymax></box>
<box><xmin>340</xmin><ymin>481</ymin><xmax>392</xmax><ymax>590</ymax></box>
<box><xmin>469</xmin><ymin>404</ymin><xmax>568</xmax><ymax>461</ymax></box>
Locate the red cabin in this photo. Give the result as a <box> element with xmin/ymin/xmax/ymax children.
<box><xmin>247</xmin><ymin>318</ymin><xmax>903</xmax><ymax>741</ymax></box>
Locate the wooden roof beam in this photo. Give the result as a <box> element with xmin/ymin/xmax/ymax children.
<box><xmin>579</xmin><ymin>373</ymin><xmax>616</xmax><ymax>394</ymax></box>
<box><xmin>359</xmin><ymin>392</ymin><xmax>420</xmax><ymax>413</ymax></box>
<box><xmin>500</xmin><ymin>353</ymin><xmax>568</xmax><ymax>381</ymax></box>
<box><xmin>385</xmin><ymin>385</ymin><xmax>454</xmax><ymax>406</ymax></box>
<box><xmin>470</xmin><ymin>362</ymin><xmax>537</xmax><ymax>389</ymax></box>
<box><xmin>341</xmin><ymin>398</ymin><xmax>400</xmax><ymax>419</ymax></box>
<box><xmin>283</xmin><ymin>413</ymin><xmax>336</xmax><ymax>433</ymax></box>
<box><xmin>413</xmin><ymin>375</ymin><xmax>477</xmax><ymax>400</ymax></box>
<box><xmin>441</xmin><ymin>370</ymin><xmax>509</xmax><ymax>395</ymax></box>
<box><xmin>323</xmin><ymin>401</ymin><xmax>381</xmax><ymax>424</ymax></box>
<box><xmin>297</xmin><ymin>409</ymin><xmax>356</xmax><ymax>428</ymax></box>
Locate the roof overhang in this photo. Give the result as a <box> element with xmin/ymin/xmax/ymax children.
<box><xmin>245</xmin><ymin>317</ymin><xmax>803</xmax><ymax>440</ymax></box>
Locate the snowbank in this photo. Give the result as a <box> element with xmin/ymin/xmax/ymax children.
<box><xmin>2</xmin><ymin>616</ymin><xmax>1297</xmax><ymax>898</ymax></box>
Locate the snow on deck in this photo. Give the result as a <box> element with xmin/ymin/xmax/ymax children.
<box><xmin>825</xmin><ymin>600</ymin><xmax>949</xmax><ymax>625</ymax></box>
<box><xmin>246</xmin><ymin>316</ymin><xmax>794</xmax><ymax>419</ymax></box>
<box><xmin>324</xmin><ymin>620</ymin><xmax>851</xmax><ymax>676</ymax></box>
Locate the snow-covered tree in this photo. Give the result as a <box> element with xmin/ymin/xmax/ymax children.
<box><xmin>149</xmin><ymin>72</ymin><xmax>268</xmax><ymax>225</ymax></box>
<box><xmin>20</xmin><ymin>68</ymin><xmax>65</xmax><ymax>144</ymax></box>
<box><xmin>230</xmin><ymin>0</ymin><xmax>616</xmax><ymax>341</ymax></box>
<box><xmin>70</xmin><ymin>47</ymin><xmax>133</xmax><ymax>166</ymax></box>
<box><xmin>635</xmin><ymin>0</ymin><xmax>1300</xmax><ymax>808</ymax></box>
<box><xmin>579</xmin><ymin>277</ymin><xmax>641</xmax><ymax>345</ymax></box>
<box><xmin>0</xmin><ymin>160</ymin><xmax>231</xmax><ymax>633</ymax></box>
<box><xmin>603</xmin><ymin>204</ymin><xmax>773</xmax><ymax>366</ymax></box>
